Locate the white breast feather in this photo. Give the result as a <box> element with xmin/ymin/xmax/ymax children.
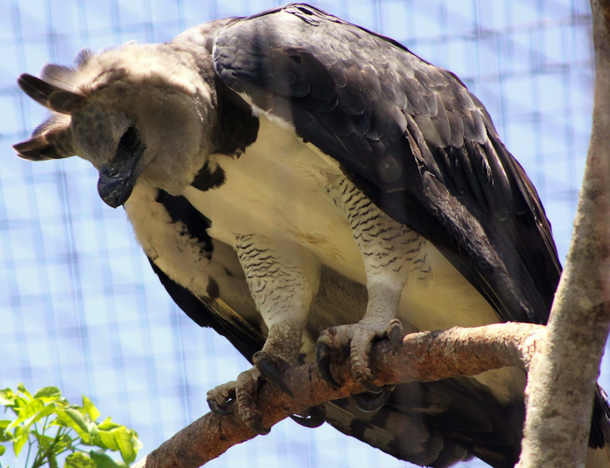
<box><xmin>130</xmin><ymin>114</ymin><xmax>524</xmax><ymax>404</ymax></box>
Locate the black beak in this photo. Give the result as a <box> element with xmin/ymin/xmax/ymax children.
<box><xmin>97</xmin><ymin>146</ymin><xmax>145</xmax><ymax>208</ymax></box>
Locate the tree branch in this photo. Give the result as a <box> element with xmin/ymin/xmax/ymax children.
<box><xmin>133</xmin><ymin>323</ymin><xmax>544</xmax><ymax>468</ymax></box>
<box><xmin>516</xmin><ymin>2</ymin><xmax>610</xmax><ymax>467</ymax></box>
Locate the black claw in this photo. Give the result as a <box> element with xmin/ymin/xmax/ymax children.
<box><xmin>316</xmin><ymin>341</ymin><xmax>341</xmax><ymax>389</ymax></box>
<box><xmin>207</xmin><ymin>397</ymin><xmax>234</xmax><ymax>415</ymax></box>
<box><xmin>248</xmin><ymin>415</ymin><xmax>271</xmax><ymax>435</ymax></box>
<box><xmin>352</xmin><ymin>386</ymin><xmax>393</xmax><ymax>413</ymax></box>
<box><xmin>257</xmin><ymin>358</ymin><xmax>294</xmax><ymax>397</ymax></box>
<box><xmin>290</xmin><ymin>405</ymin><xmax>326</xmax><ymax>428</ymax></box>
<box><xmin>359</xmin><ymin>379</ymin><xmax>384</xmax><ymax>394</ymax></box>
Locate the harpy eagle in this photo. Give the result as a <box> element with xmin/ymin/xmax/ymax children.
<box><xmin>12</xmin><ymin>4</ymin><xmax>610</xmax><ymax>467</ymax></box>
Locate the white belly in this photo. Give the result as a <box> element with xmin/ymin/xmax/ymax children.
<box><xmin>182</xmin><ymin>116</ymin><xmax>501</xmax><ymax>331</ymax></box>
<box><xmin>128</xmin><ymin>115</ymin><xmax>524</xmax><ymax>404</ymax></box>
<box><xmin>183</xmin><ymin>115</ymin><xmax>366</xmax><ymax>284</ymax></box>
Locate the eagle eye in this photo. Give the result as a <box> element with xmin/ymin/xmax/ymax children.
<box><xmin>119</xmin><ymin>126</ymin><xmax>139</xmax><ymax>152</ymax></box>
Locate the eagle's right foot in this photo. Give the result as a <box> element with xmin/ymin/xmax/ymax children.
<box><xmin>316</xmin><ymin>318</ymin><xmax>405</xmax><ymax>413</ymax></box>
<box><xmin>316</xmin><ymin>318</ymin><xmax>405</xmax><ymax>390</ymax></box>
<box><xmin>253</xmin><ymin>350</ymin><xmax>294</xmax><ymax>397</ymax></box>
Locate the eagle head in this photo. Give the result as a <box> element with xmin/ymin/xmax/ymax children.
<box><xmin>13</xmin><ymin>43</ymin><xmax>217</xmax><ymax>207</ymax></box>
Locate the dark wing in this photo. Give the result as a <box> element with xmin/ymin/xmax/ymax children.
<box><xmin>327</xmin><ymin>379</ymin><xmax>524</xmax><ymax>468</ymax></box>
<box><xmin>150</xmin><ymin>190</ymin><xmax>265</xmax><ymax>361</ymax></box>
<box><xmin>212</xmin><ymin>3</ymin><xmax>562</xmax><ymax>324</ymax></box>
<box><xmin>149</xmin><ymin>259</ymin><xmax>264</xmax><ymax>360</ymax></box>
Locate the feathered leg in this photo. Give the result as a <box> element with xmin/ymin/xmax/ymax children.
<box><xmin>207</xmin><ymin>234</ymin><xmax>319</xmax><ymax>433</ymax></box>
<box><xmin>319</xmin><ymin>178</ymin><xmax>423</xmax><ymax>395</ymax></box>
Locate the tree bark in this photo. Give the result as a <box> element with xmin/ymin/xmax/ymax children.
<box><xmin>132</xmin><ymin>323</ymin><xmax>543</xmax><ymax>468</ymax></box>
<box><xmin>515</xmin><ymin>1</ymin><xmax>610</xmax><ymax>467</ymax></box>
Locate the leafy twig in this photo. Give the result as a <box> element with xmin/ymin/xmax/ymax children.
<box><xmin>0</xmin><ymin>384</ymin><xmax>142</xmax><ymax>468</ymax></box>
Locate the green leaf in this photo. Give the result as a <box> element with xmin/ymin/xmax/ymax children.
<box><xmin>82</xmin><ymin>421</ymin><xmax>99</xmax><ymax>447</ymax></box>
<box><xmin>12</xmin><ymin>396</ymin><xmax>29</xmax><ymax>412</ymax></box>
<box><xmin>96</xmin><ymin>418</ymin><xmax>121</xmax><ymax>432</ymax></box>
<box><xmin>82</xmin><ymin>397</ymin><xmax>100</xmax><ymax>422</ymax></box>
<box><xmin>131</xmin><ymin>431</ymin><xmax>143</xmax><ymax>453</ymax></box>
<box><xmin>96</xmin><ymin>429</ymin><xmax>118</xmax><ymax>452</ymax></box>
<box><xmin>0</xmin><ymin>444</ymin><xmax>6</xmax><ymax>456</ymax></box>
<box><xmin>27</xmin><ymin>403</ymin><xmax>56</xmax><ymax>430</ymax></box>
<box><xmin>89</xmin><ymin>450</ymin><xmax>127</xmax><ymax>468</ymax></box>
<box><xmin>34</xmin><ymin>387</ymin><xmax>62</xmax><ymax>403</ymax></box>
<box><xmin>0</xmin><ymin>389</ymin><xmax>16</xmax><ymax>407</ymax></box>
<box><xmin>56</xmin><ymin>408</ymin><xmax>92</xmax><ymax>443</ymax></box>
<box><xmin>112</xmin><ymin>427</ymin><xmax>138</xmax><ymax>464</ymax></box>
<box><xmin>7</xmin><ymin>398</ymin><xmax>44</xmax><ymax>431</ymax></box>
<box><xmin>13</xmin><ymin>426</ymin><xmax>28</xmax><ymax>457</ymax></box>
<box><xmin>64</xmin><ymin>452</ymin><xmax>97</xmax><ymax>468</ymax></box>
<box><xmin>0</xmin><ymin>420</ymin><xmax>13</xmax><ymax>442</ymax></box>
<box><xmin>17</xmin><ymin>384</ymin><xmax>32</xmax><ymax>400</ymax></box>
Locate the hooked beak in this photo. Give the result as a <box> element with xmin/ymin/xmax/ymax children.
<box><xmin>97</xmin><ymin>145</ymin><xmax>146</xmax><ymax>208</ymax></box>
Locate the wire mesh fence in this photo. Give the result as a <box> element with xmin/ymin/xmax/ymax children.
<box><xmin>0</xmin><ymin>1</ymin><xmax>598</xmax><ymax>467</ymax></box>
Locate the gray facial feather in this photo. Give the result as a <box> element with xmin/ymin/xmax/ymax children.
<box><xmin>41</xmin><ymin>64</ymin><xmax>83</xmax><ymax>91</ymax></box>
<box><xmin>15</xmin><ymin>41</ymin><xmax>222</xmax><ymax>197</ymax></box>
<box><xmin>13</xmin><ymin>124</ymin><xmax>76</xmax><ymax>161</ymax></box>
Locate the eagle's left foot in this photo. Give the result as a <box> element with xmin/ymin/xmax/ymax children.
<box><xmin>207</xmin><ymin>367</ymin><xmax>270</xmax><ymax>435</ymax></box>
<box><xmin>252</xmin><ymin>350</ymin><xmax>294</xmax><ymax>397</ymax></box>
<box><xmin>316</xmin><ymin>318</ymin><xmax>405</xmax><ymax>392</ymax></box>
<box><xmin>207</xmin><ymin>380</ymin><xmax>236</xmax><ymax>415</ymax></box>
<box><xmin>207</xmin><ymin>351</ymin><xmax>297</xmax><ymax>435</ymax></box>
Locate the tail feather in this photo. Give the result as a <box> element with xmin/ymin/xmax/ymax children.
<box><xmin>325</xmin><ymin>378</ymin><xmax>524</xmax><ymax>468</ymax></box>
<box><xmin>587</xmin><ymin>386</ymin><xmax>610</xmax><ymax>468</ymax></box>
